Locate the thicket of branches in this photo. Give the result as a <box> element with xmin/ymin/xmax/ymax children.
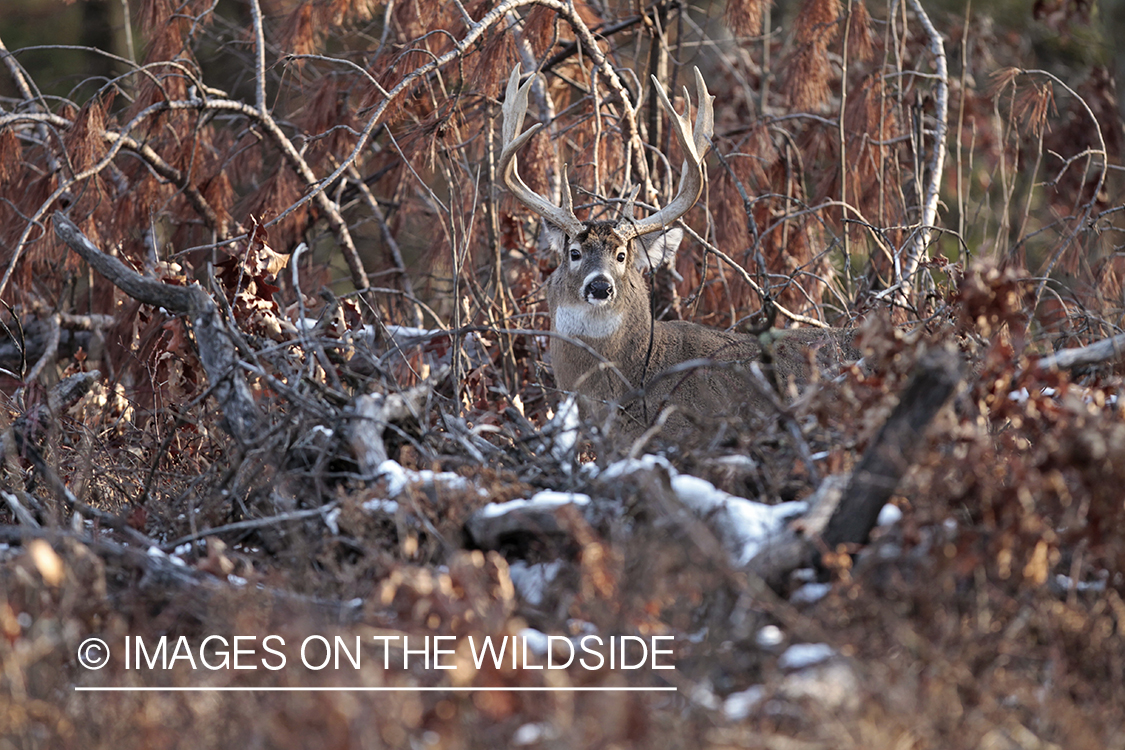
<box><xmin>3</xmin><ymin>0</ymin><xmax>1125</xmax><ymax>747</ymax></box>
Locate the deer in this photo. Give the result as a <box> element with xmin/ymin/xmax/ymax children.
<box><xmin>499</xmin><ymin>65</ymin><xmax>860</xmax><ymax>439</ymax></box>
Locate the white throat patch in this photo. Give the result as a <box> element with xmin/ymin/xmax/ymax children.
<box><xmin>553</xmin><ymin>304</ymin><xmax>623</xmax><ymax>339</ymax></box>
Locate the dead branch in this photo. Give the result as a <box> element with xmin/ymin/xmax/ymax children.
<box><xmin>1035</xmin><ymin>331</ymin><xmax>1125</xmax><ymax>371</ymax></box>
<box><xmin>0</xmin><ymin>525</ymin><xmax>366</xmax><ymax>624</ymax></box>
<box><xmin>161</xmin><ymin>501</ymin><xmax>339</xmax><ymax>553</ymax></box>
<box><xmin>23</xmin><ymin>313</ymin><xmax>59</xmax><ymax>383</ymax></box>
<box><xmin>821</xmin><ymin>347</ymin><xmax>962</xmax><ymax>548</ymax></box>
<box><xmin>51</xmin><ymin>213</ymin><xmax>264</xmax><ymax>448</ymax></box>
<box><xmin>348</xmin><ymin>376</ymin><xmax>440</xmax><ymax>476</ymax></box>
<box><xmin>900</xmin><ymin>0</ymin><xmax>949</xmax><ymax>289</ymax></box>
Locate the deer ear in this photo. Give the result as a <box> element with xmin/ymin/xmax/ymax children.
<box><xmin>634</xmin><ymin>227</ymin><xmax>683</xmax><ymax>271</ymax></box>
<box><xmin>540</xmin><ymin>223</ymin><xmax>568</xmax><ymax>258</ymax></box>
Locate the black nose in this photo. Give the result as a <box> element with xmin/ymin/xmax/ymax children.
<box><xmin>585</xmin><ymin>278</ymin><xmax>612</xmax><ymax>300</ymax></box>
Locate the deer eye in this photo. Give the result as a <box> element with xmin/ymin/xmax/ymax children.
<box><xmin>616</xmin><ymin>251</ymin><xmax>627</xmax><ymax>263</ymax></box>
<box><xmin>570</xmin><ymin>248</ymin><xmax>581</xmax><ymax>262</ymax></box>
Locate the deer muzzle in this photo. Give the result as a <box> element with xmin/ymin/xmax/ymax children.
<box><xmin>583</xmin><ymin>275</ymin><xmax>614</xmax><ymax>305</ymax></box>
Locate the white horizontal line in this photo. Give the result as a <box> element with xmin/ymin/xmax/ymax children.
<box><xmin>74</xmin><ymin>686</ymin><xmax>677</xmax><ymax>692</ymax></box>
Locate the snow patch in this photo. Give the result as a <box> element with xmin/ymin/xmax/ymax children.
<box><xmin>671</xmin><ymin>474</ymin><xmax>806</xmax><ymax>564</ymax></box>
<box><xmin>599</xmin><ymin>454</ymin><xmax>806</xmax><ymax>565</ymax></box>
<box><xmin>877</xmin><ymin>503</ymin><xmax>903</xmax><ymax>526</ymax></box>
<box><xmin>790</xmin><ymin>582</ymin><xmax>832</xmax><ymax>604</ymax></box>
<box><xmin>377</xmin><ymin>460</ymin><xmax>471</xmax><ymax>498</ymax></box>
<box><xmin>756</xmin><ymin>625</ymin><xmax>784</xmax><ymax>648</ymax></box>
<box><xmin>519</xmin><ymin>628</ymin><xmax>550</xmax><ymax>656</ymax></box>
<box><xmin>723</xmin><ymin>686</ymin><xmax>765</xmax><ymax>721</ymax></box>
<box><xmin>479</xmin><ymin>491</ymin><xmax>591</xmax><ymax>518</ymax></box>
<box><xmin>600</xmin><ymin>454</ymin><xmax>672</xmax><ymax>480</ymax></box>
<box><xmin>361</xmin><ymin>499</ymin><xmax>400</xmax><ymax>515</ymax></box>
<box><xmin>508</xmin><ymin>560</ymin><xmax>564</xmax><ymax>606</ymax></box>
<box><xmin>779</xmin><ymin>643</ymin><xmax>836</xmax><ymax>670</ymax></box>
<box><xmin>547</xmin><ymin>394</ymin><xmax>581</xmax><ymax>463</ymax></box>
<box><xmin>1054</xmin><ymin>573</ymin><xmax>1106</xmax><ymax>592</ymax></box>
<box><xmin>512</xmin><ymin>722</ymin><xmax>561</xmax><ymax>745</ymax></box>
<box><xmin>323</xmin><ymin>507</ymin><xmax>341</xmax><ymax>535</ymax></box>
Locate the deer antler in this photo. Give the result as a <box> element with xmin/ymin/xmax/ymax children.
<box><xmin>499</xmin><ymin>66</ymin><xmax>584</xmax><ymax>238</ymax></box>
<box><xmin>616</xmin><ymin>67</ymin><xmax>714</xmax><ymax>242</ymax></box>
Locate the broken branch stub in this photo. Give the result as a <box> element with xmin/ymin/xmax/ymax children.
<box><xmin>821</xmin><ymin>347</ymin><xmax>962</xmax><ymax>549</ymax></box>
<box><xmin>348</xmin><ymin>374</ymin><xmax>440</xmax><ymax>477</ymax></box>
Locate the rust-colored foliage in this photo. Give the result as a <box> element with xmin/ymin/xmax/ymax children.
<box><xmin>725</xmin><ymin>0</ymin><xmax>771</xmax><ymax>38</ymax></box>
<box><xmin>783</xmin><ymin>0</ymin><xmax>842</xmax><ymax>111</ymax></box>
<box><xmin>4</xmin><ymin>2</ymin><xmax>1125</xmax><ymax>745</ymax></box>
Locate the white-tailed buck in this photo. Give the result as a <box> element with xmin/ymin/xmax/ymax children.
<box><xmin>500</xmin><ymin>65</ymin><xmax>859</xmax><ymax>438</ymax></box>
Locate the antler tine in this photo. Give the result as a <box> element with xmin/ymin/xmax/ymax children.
<box><xmin>691</xmin><ymin>67</ymin><xmax>715</xmax><ymax>162</ymax></box>
<box><xmin>498</xmin><ymin>66</ymin><xmax>584</xmax><ymax>238</ymax></box>
<box><xmin>615</xmin><ymin>68</ymin><xmax>714</xmax><ymax>242</ymax></box>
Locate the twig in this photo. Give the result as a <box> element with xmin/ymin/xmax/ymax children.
<box><xmin>2</xmin><ymin>491</ymin><xmax>39</xmax><ymax>527</ymax></box>
<box><xmin>345</xmin><ymin>165</ymin><xmax>423</xmax><ymax>327</ymax></box>
<box><xmin>1022</xmin><ymin>68</ymin><xmax>1109</xmax><ymax>326</ymax></box>
<box><xmin>900</xmin><ymin>0</ymin><xmax>949</xmax><ymax>292</ymax></box>
<box><xmin>23</xmin><ymin>313</ymin><xmax>59</xmax><ymax>383</ymax></box>
<box><xmin>162</xmin><ymin>502</ymin><xmax>340</xmax><ymax>552</ymax></box>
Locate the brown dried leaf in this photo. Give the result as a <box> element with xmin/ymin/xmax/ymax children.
<box><xmin>989</xmin><ymin>67</ymin><xmax>1022</xmax><ymax>97</ymax></box>
<box><xmin>523</xmin><ymin>6</ymin><xmax>557</xmax><ymax>58</ymax></box>
<box><xmin>279</xmin><ymin>1</ymin><xmax>318</xmax><ymax>57</ymax></box>
<box><xmin>66</xmin><ymin>97</ymin><xmax>109</xmax><ymax>173</ymax></box>
<box><xmin>784</xmin><ymin>46</ymin><xmax>833</xmax><ymax>110</ymax></box>
<box><xmin>794</xmin><ymin>0</ymin><xmax>841</xmax><ymax>46</ymax></box>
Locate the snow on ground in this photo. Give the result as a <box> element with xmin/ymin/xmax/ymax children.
<box><xmin>508</xmin><ymin>560</ymin><xmax>565</xmax><ymax>606</ymax></box>
<box><xmin>668</xmin><ymin>473</ymin><xmax>807</xmax><ymax>564</ymax></box>
<box><xmin>477</xmin><ymin>491</ymin><xmax>591</xmax><ymax>518</ymax></box>
<box><xmin>468</xmin><ymin>454</ymin><xmax>808</xmax><ymax>568</ymax></box>
<box><xmin>546</xmin><ymin>394</ymin><xmax>580</xmax><ymax>464</ymax></box>
<box><xmin>600</xmin><ymin>455</ymin><xmax>807</xmax><ymax>565</ymax></box>
<box><xmin>778</xmin><ymin>643</ymin><xmax>836</xmax><ymax>670</ymax></box>
<box><xmin>361</xmin><ymin>499</ymin><xmax>400</xmax><ymax>514</ymax></box>
<box><xmin>377</xmin><ymin>459</ymin><xmax>477</xmax><ymax>497</ymax></box>
<box><xmin>877</xmin><ymin>503</ymin><xmax>903</xmax><ymax>526</ymax></box>
<box><xmin>789</xmin><ymin>582</ymin><xmax>832</xmax><ymax>605</ymax></box>
<box><xmin>722</xmin><ymin>686</ymin><xmax>765</xmax><ymax>721</ymax></box>
<box><xmin>519</xmin><ymin>627</ymin><xmax>550</xmax><ymax>655</ymax></box>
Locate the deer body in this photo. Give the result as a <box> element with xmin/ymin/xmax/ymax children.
<box><xmin>543</xmin><ymin>223</ymin><xmax>856</xmax><ymax>436</ymax></box>
<box><xmin>499</xmin><ymin>66</ymin><xmax>858</xmax><ymax>438</ymax></box>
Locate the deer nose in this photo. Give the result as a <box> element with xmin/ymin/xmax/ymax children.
<box><xmin>584</xmin><ymin>277</ymin><xmax>613</xmax><ymax>302</ymax></box>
